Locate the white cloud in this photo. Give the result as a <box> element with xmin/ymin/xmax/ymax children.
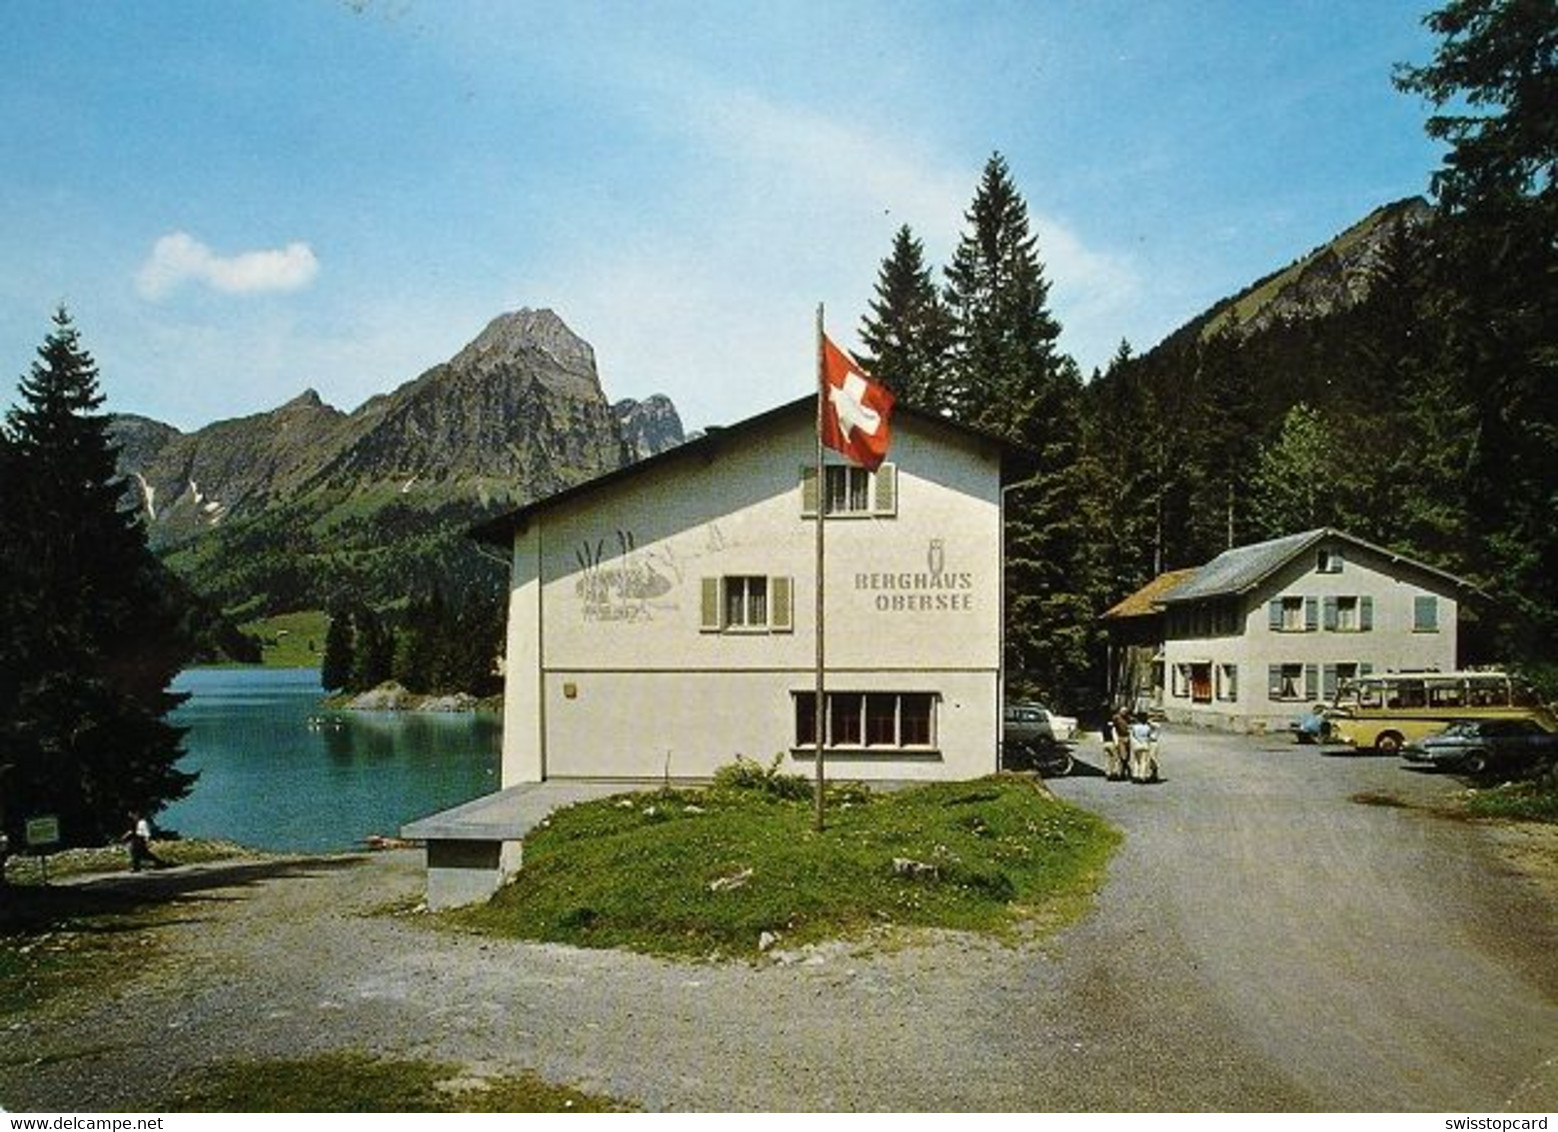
<box><xmin>135</xmin><ymin>232</ymin><xmax>319</xmax><ymax>300</ymax></box>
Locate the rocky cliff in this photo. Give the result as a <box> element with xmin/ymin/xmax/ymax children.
<box><xmin>615</xmin><ymin>394</ymin><xmax>686</xmax><ymax>462</ymax></box>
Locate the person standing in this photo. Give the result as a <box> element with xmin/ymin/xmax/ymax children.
<box><xmin>1108</xmin><ymin>706</ymin><xmax>1132</xmax><ymax>781</ymax></box>
<box><xmin>1129</xmin><ymin>713</ymin><xmax>1160</xmax><ymax>784</ymax></box>
<box><xmin>122</xmin><ymin>811</ymin><xmax>167</xmax><ymax>872</ymax></box>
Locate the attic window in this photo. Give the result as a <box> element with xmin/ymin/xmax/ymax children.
<box><xmin>1317</xmin><ymin>549</ymin><xmax>1344</xmax><ymax>574</ymax></box>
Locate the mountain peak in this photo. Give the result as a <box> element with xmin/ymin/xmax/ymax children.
<box><xmin>451</xmin><ymin>308</ymin><xmax>598</xmax><ymax>390</ymax></box>
<box><xmin>281</xmin><ymin>388</ymin><xmax>329</xmax><ymax>411</ymax></box>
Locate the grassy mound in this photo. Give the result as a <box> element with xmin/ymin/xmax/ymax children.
<box><xmin>450</xmin><ymin>763</ymin><xmax>1119</xmax><ymax>959</ymax></box>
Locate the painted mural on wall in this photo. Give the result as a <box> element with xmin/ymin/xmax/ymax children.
<box><xmin>572</xmin><ymin>522</ymin><xmax>742</xmax><ymax>623</ymax></box>
<box><xmin>575</xmin><ymin>529</ymin><xmax>675</xmax><ymax>622</ymax></box>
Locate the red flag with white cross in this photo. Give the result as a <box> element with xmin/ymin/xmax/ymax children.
<box><xmin>819</xmin><ymin>335</ymin><xmax>895</xmax><ymax>471</ymax></box>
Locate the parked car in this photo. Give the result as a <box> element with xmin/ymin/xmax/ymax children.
<box><xmin>1004</xmin><ymin>701</ymin><xmax>1078</xmax><ymax>745</ymax></box>
<box><xmin>1401</xmin><ymin>717</ymin><xmax>1558</xmax><ymax>775</ymax></box>
<box><xmin>1002</xmin><ymin>701</ymin><xmax>1079</xmax><ymax>776</ymax></box>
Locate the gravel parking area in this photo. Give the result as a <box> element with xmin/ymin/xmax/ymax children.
<box><xmin>4</xmin><ymin>729</ymin><xmax>1554</xmax><ymax>1112</ymax></box>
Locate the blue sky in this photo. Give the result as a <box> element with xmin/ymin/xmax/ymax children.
<box><xmin>0</xmin><ymin>0</ymin><xmax>1445</xmax><ymax>433</ymax></box>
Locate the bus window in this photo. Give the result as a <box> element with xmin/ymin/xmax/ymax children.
<box><xmin>1466</xmin><ymin>677</ymin><xmax>1508</xmax><ymax>707</ymax></box>
<box><xmin>1428</xmin><ymin>680</ymin><xmax>1466</xmax><ymax>708</ymax></box>
<box><xmin>1387</xmin><ymin>680</ymin><xmax>1427</xmax><ymax>709</ymax></box>
<box><xmin>1348</xmin><ymin>680</ymin><xmax>1382</xmax><ymax>709</ymax></box>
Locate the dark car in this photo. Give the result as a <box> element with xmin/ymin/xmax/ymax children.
<box><xmin>1401</xmin><ymin>718</ymin><xmax>1558</xmax><ymax>774</ymax></box>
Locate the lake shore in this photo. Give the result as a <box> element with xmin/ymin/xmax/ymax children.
<box><xmin>322</xmin><ymin>680</ymin><xmax>503</xmax><ymax>714</ymax></box>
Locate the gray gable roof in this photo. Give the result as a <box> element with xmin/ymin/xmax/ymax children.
<box><xmin>470</xmin><ymin>394</ymin><xmax>1037</xmax><ymax>548</ymax></box>
<box><xmin>1159</xmin><ymin>527</ymin><xmax>1478</xmax><ymax>604</ymax></box>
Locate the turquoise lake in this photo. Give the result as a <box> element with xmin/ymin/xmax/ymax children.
<box><xmin>158</xmin><ymin>667</ymin><xmax>501</xmax><ymax>853</ymax></box>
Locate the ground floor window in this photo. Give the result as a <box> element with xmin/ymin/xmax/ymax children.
<box><xmin>1269</xmin><ymin>663</ymin><xmax>1318</xmax><ymax>702</ymax></box>
<box><xmin>1322</xmin><ymin>662</ymin><xmax>1360</xmax><ymax>701</ymax></box>
<box><xmin>1216</xmin><ymin>663</ymin><xmax>1238</xmax><ymax>702</ymax></box>
<box><xmin>794</xmin><ymin>691</ymin><xmax>937</xmax><ymax>749</ymax></box>
<box><xmin>1172</xmin><ymin>663</ymin><xmax>1213</xmax><ymax>702</ymax></box>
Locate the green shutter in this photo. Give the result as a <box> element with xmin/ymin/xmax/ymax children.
<box><xmin>1360</xmin><ymin>596</ymin><xmax>1373</xmax><ymax>631</ymax></box>
<box><xmin>1269</xmin><ymin>600</ymin><xmax>1283</xmax><ymax>630</ymax></box>
<box><xmin>700</xmin><ymin>577</ymin><xmax>722</xmax><ymax>632</ymax></box>
<box><xmin>1323</xmin><ymin>596</ymin><xmax>1338</xmax><ymax>631</ymax></box>
<box><xmin>1323</xmin><ymin>664</ymin><xmax>1338</xmax><ymax>699</ymax></box>
<box><xmin>1414</xmin><ymin>595</ymin><xmax>1438</xmax><ymax>631</ymax></box>
<box><xmin>1304</xmin><ymin>664</ymin><xmax>1319</xmax><ymax>701</ymax></box>
<box><xmin>873</xmin><ymin>463</ymin><xmax>897</xmax><ymax>516</ymax></box>
<box><xmin>1304</xmin><ymin>597</ymin><xmax>1319</xmax><ymax>632</ymax></box>
<box><xmin>1268</xmin><ymin>665</ymin><xmax>1283</xmax><ymax>697</ymax></box>
<box><xmin>769</xmin><ymin>576</ymin><xmax>793</xmax><ymax>632</ymax></box>
<box><xmin>800</xmin><ymin>465</ymin><xmax>818</xmax><ymax>517</ymax></box>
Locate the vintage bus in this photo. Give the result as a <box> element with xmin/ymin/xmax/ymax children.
<box><xmin>1327</xmin><ymin>670</ymin><xmax>1558</xmax><ymax>754</ymax></box>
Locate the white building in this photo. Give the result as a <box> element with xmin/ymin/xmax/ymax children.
<box><xmin>1108</xmin><ymin>528</ymin><xmax>1477</xmax><ymax>733</ymax></box>
<box><xmin>405</xmin><ymin>395</ymin><xmax>1027</xmax><ymax>907</ymax></box>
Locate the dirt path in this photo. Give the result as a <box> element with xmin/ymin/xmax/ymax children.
<box><xmin>4</xmin><ymin>731</ymin><xmax>1554</xmax><ymax>1112</ymax></box>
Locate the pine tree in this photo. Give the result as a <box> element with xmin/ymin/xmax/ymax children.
<box><xmin>857</xmin><ymin>225</ymin><xmax>954</xmax><ymax>413</ymax></box>
<box><xmin>1</xmin><ymin>308</ymin><xmax>196</xmax><ymax>846</ymax></box>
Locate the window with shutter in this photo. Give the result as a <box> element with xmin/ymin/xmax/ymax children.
<box><xmin>1413</xmin><ymin>595</ymin><xmax>1439</xmax><ymax>632</ymax></box>
<box><xmin>1271</xmin><ymin>663</ymin><xmax>1304</xmax><ymax>701</ymax></box>
<box><xmin>702</xmin><ymin>575</ymin><xmax>792</xmax><ymax>634</ymax></box>
<box><xmin>798</xmin><ymin>464</ymin><xmax>897</xmax><ymax>519</ymax></box>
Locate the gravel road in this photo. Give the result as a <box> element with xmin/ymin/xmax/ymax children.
<box><xmin>5</xmin><ymin>729</ymin><xmax>1554</xmax><ymax>1112</ymax></box>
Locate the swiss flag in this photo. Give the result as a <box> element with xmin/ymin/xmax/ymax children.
<box><xmin>820</xmin><ymin>335</ymin><xmax>895</xmax><ymax>471</ymax></box>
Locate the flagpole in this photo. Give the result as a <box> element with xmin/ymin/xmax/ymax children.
<box><xmin>813</xmin><ymin>303</ymin><xmax>827</xmax><ymax>832</ymax></box>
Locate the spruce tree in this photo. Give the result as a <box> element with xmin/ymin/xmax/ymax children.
<box><xmin>943</xmin><ymin>152</ymin><xmax>1068</xmax><ymax>438</ymax></box>
<box><xmin>1</xmin><ymin>308</ymin><xmax>195</xmax><ymax>846</ymax></box>
<box><xmin>320</xmin><ymin>604</ymin><xmax>355</xmax><ymax>692</ymax></box>
<box><xmin>942</xmin><ymin>153</ymin><xmax>1090</xmax><ymax>702</ymax></box>
<box><xmin>857</xmin><ymin>225</ymin><xmax>954</xmax><ymax>413</ymax></box>
<box><xmin>1395</xmin><ymin>0</ymin><xmax>1558</xmax><ymax>652</ymax></box>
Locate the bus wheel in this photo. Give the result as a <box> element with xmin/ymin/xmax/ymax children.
<box><xmin>1376</xmin><ymin>732</ymin><xmax>1404</xmax><ymax>756</ymax></box>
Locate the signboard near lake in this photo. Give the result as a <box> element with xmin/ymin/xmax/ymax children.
<box><xmin>25</xmin><ymin>815</ymin><xmax>60</xmax><ymax>850</ymax></box>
